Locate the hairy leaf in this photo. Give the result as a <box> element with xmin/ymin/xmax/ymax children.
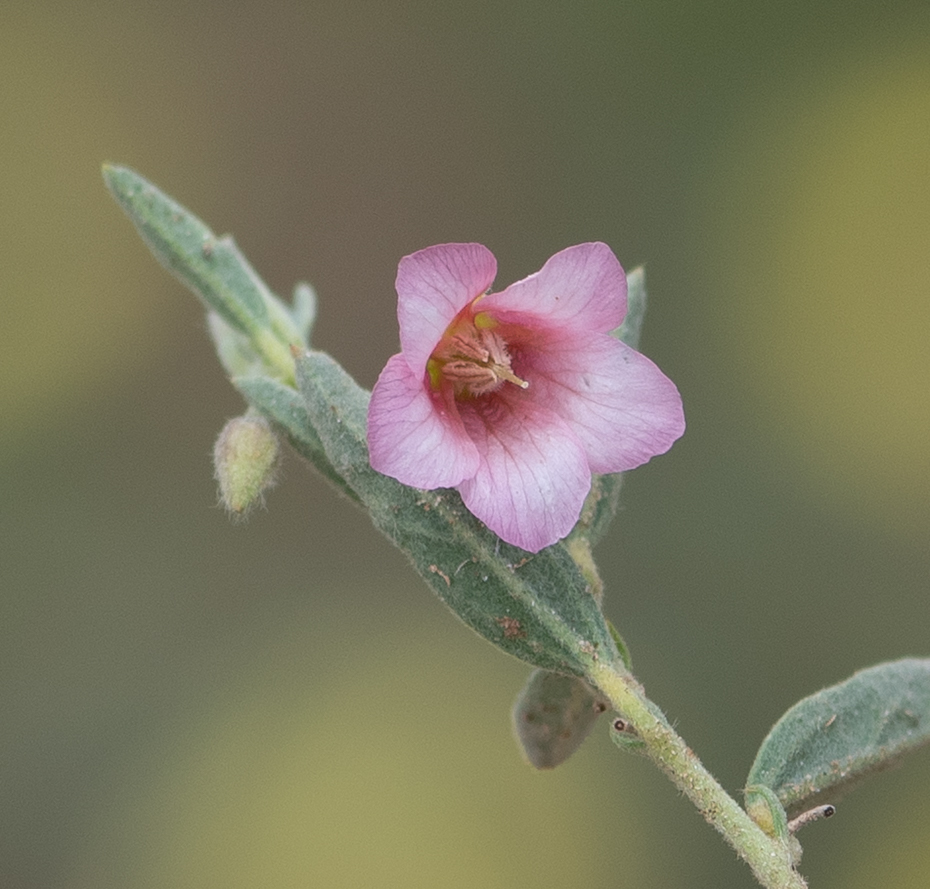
<box><xmin>233</xmin><ymin>374</ymin><xmax>359</xmax><ymax>504</ymax></box>
<box><xmin>103</xmin><ymin>164</ymin><xmax>301</xmax><ymax>381</ymax></box>
<box><xmin>295</xmin><ymin>349</ymin><xmax>620</xmax><ymax>677</ymax></box>
<box><xmin>747</xmin><ymin>658</ymin><xmax>930</xmax><ymax>816</ymax></box>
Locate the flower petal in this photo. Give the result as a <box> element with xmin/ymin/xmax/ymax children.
<box><xmin>482</xmin><ymin>242</ymin><xmax>625</xmax><ymax>334</ymax></box>
<box><xmin>367</xmin><ymin>353</ymin><xmax>480</xmax><ymax>488</ymax></box>
<box><xmin>457</xmin><ymin>394</ymin><xmax>591</xmax><ymax>552</ymax></box>
<box><xmin>396</xmin><ymin>244</ymin><xmax>498</xmax><ymax>373</ymax></box>
<box><xmin>525</xmin><ymin>335</ymin><xmax>685</xmax><ymax>473</ymax></box>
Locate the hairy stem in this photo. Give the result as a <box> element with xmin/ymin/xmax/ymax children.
<box><xmin>588</xmin><ymin>662</ymin><xmax>808</xmax><ymax>889</ymax></box>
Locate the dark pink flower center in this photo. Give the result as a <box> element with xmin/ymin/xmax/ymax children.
<box><xmin>426</xmin><ymin>308</ymin><xmax>528</xmax><ymax>398</ymax></box>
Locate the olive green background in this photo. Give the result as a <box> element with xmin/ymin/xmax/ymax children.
<box><xmin>3</xmin><ymin>2</ymin><xmax>929</xmax><ymax>887</ymax></box>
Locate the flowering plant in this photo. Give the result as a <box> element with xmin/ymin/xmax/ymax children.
<box><xmin>368</xmin><ymin>242</ymin><xmax>684</xmax><ymax>551</ymax></box>
<box><xmin>104</xmin><ymin>165</ymin><xmax>930</xmax><ymax>889</ymax></box>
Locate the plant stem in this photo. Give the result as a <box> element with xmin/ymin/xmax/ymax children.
<box><xmin>588</xmin><ymin>662</ymin><xmax>808</xmax><ymax>889</ymax></box>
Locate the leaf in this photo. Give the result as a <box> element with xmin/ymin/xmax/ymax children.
<box><xmin>512</xmin><ymin>669</ymin><xmax>608</xmax><ymax>769</ymax></box>
<box><xmin>233</xmin><ymin>374</ymin><xmax>359</xmax><ymax>504</ymax></box>
<box><xmin>294</xmin><ymin>349</ymin><xmax>620</xmax><ymax>677</ymax></box>
<box><xmin>102</xmin><ymin>164</ymin><xmax>301</xmax><ymax>382</ymax></box>
<box><xmin>746</xmin><ymin>658</ymin><xmax>930</xmax><ymax>816</ymax></box>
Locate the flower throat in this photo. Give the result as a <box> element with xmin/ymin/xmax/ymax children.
<box><xmin>427</xmin><ymin>310</ymin><xmax>528</xmax><ymax>398</ymax></box>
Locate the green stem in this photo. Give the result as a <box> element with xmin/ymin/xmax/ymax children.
<box><xmin>588</xmin><ymin>662</ymin><xmax>807</xmax><ymax>889</ymax></box>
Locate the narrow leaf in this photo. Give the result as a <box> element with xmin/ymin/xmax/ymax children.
<box><xmin>747</xmin><ymin>658</ymin><xmax>930</xmax><ymax>816</ymax></box>
<box><xmin>295</xmin><ymin>349</ymin><xmax>620</xmax><ymax>677</ymax></box>
<box><xmin>233</xmin><ymin>374</ymin><xmax>359</xmax><ymax>504</ymax></box>
<box><xmin>102</xmin><ymin>164</ymin><xmax>299</xmax><ymax>381</ymax></box>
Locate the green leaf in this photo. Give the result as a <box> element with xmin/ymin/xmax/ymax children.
<box><xmin>233</xmin><ymin>374</ymin><xmax>359</xmax><ymax>504</ymax></box>
<box><xmin>747</xmin><ymin>658</ymin><xmax>930</xmax><ymax>816</ymax></box>
<box><xmin>512</xmin><ymin>669</ymin><xmax>608</xmax><ymax>769</ymax></box>
<box><xmin>294</xmin><ymin>349</ymin><xmax>620</xmax><ymax>677</ymax></box>
<box><xmin>102</xmin><ymin>164</ymin><xmax>300</xmax><ymax>382</ymax></box>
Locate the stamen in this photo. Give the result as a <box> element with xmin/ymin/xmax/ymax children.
<box><xmin>430</xmin><ymin>318</ymin><xmax>528</xmax><ymax>396</ymax></box>
<box><xmin>493</xmin><ymin>364</ymin><xmax>529</xmax><ymax>389</ymax></box>
<box><xmin>448</xmin><ymin>333</ymin><xmax>490</xmax><ymax>363</ymax></box>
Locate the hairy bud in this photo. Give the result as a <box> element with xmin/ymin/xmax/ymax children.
<box><xmin>213</xmin><ymin>414</ymin><xmax>280</xmax><ymax>516</ymax></box>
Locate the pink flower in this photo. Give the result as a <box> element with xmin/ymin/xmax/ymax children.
<box><xmin>366</xmin><ymin>243</ymin><xmax>685</xmax><ymax>553</ymax></box>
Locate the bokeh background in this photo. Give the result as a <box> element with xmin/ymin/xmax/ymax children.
<box><xmin>3</xmin><ymin>2</ymin><xmax>929</xmax><ymax>887</ymax></box>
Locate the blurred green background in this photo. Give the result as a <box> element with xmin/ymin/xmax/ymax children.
<box><xmin>3</xmin><ymin>2</ymin><xmax>929</xmax><ymax>887</ymax></box>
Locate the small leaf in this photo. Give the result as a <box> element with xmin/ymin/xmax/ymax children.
<box><xmin>233</xmin><ymin>374</ymin><xmax>359</xmax><ymax>503</ymax></box>
<box><xmin>103</xmin><ymin>164</ymin><xmax>300</xmax><ymax>381</ymax></box>
<box><xmin>512</xmin><ymin>669</ymin><xmax>608</xmax><ymax>769</ymax></box>
<box><xmin>294</xmin><ymin>349</ymin><xmax>620</xmax><ymax>677</ymax></box>
<box><xmin>747</xmin><ymin>658</ymin><xmax>930</xmax><ymax>816</ymax></box>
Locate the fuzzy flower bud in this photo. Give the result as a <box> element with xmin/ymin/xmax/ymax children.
<box><xmin>213</xmin><ymin>414</ymin><xmax>280</xmax><ymax>516</ymax></box>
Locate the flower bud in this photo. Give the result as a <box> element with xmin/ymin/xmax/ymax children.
<box><xmin>213</xmin><ymin>414</ymin><xmax>280</xmax><ymax>516</ymax></box>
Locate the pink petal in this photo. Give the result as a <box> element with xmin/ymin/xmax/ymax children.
<box><xmin>525</xmin><ymin>335</ymin><xmax>685</xmax><ymax>473</ymax></box>
<box><xmin>481</xmin><ymin>243</ymin><xmax>625</xmax><ymax>334</ymax></box>
<box><xmin>396</xmin><ymin>244</ymin><xmax>498</xmax><ymax>373</ymax></box>
<box><xmin>456</xmin><ymin>394</ymin><xmax>591</xmax><ymax>552</ymax></box>
<box><xmin>367</xmin><ymin>353</ymin><xmax>480</xmax><ymax>488</ymax></box>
